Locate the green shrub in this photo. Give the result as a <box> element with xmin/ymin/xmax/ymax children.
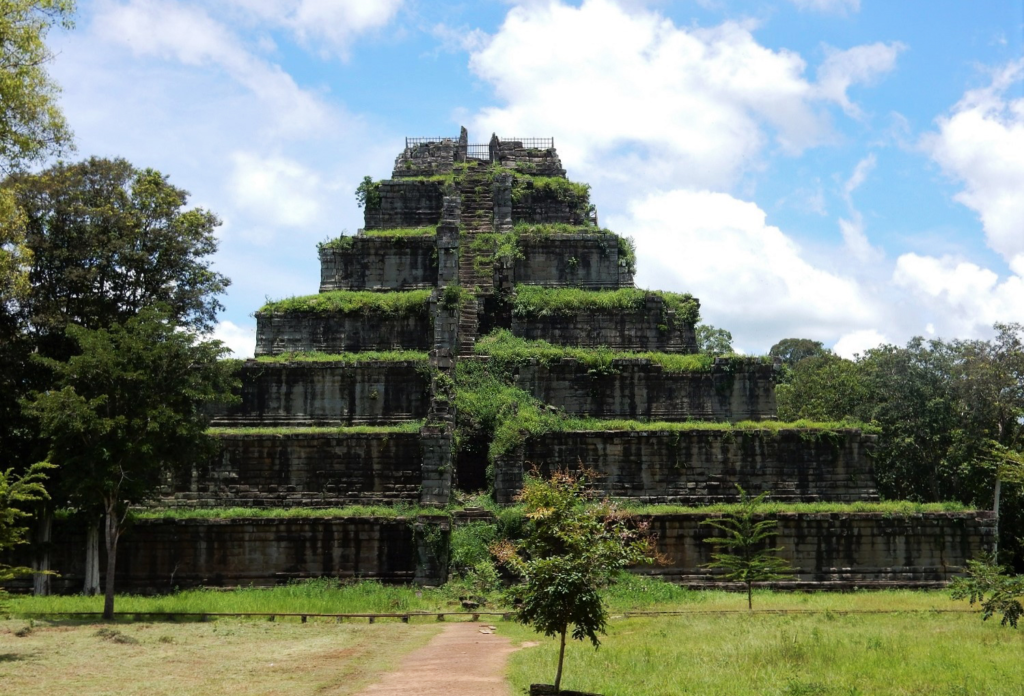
<box><xmin>258</xmin><ymin>289</ymin><xmax>431</xmax><ymax>315</ymax></box>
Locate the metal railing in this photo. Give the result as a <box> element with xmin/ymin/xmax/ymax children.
<box><xmin>466</xmin><ymin>144</ymin><xmax>490</xmax><ymax>160</ymax></box>
<box><xmin>405</xmin><ymin>137</ymin><xmax>455</xmax><ymax>148</ymax></box>
<box><xmin>498</xmin><ymin>137</ymin><xmax>554</xmax><ymax>150</ymax></box>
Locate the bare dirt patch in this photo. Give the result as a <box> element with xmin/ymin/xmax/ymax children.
<box><xmin>355</xmin><ymin>622</ymin><xmax>524</xmax><ymax>696</ymax></box>
<box><xmin>0</xmin><ymin>619</ymin><xmax>439</xmax><ymax>696</ymax></box>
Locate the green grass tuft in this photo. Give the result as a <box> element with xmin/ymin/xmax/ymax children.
<box><xmin>512</xmin><ymin>286</ymin><xmax>700</xmax><ymax>325</ymax></box>
<box><xmin>208</xmin><ymin>422</ymin><xmax>423</xmax><ymax>436</ymax></box>
<box><xmin>253</xmin><ymin>350</ymin><xmax>429</xmax><ymax>364</ymax></box>
<box><xmin>258</xmin><ymin>289</ymin><xmax>431</xmax><ymax>315</ymax></box>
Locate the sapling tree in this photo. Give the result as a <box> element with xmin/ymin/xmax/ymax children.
<box><xmin>950</xmin><ymin>558</ymin><xmax>1024</xmax><ymax>628</ymax></box>
<box><xmin>492</xmin><ymin>469</ymin><xmax>655</xmax><ymax>693</ymax></box>
<box><xmin>702</xmin><ymin>486</ymin><xmax>792</xmax><ymax>610</ymax></box>
<box><xmin>0</xmin><ymin>461</ymin><xmax>52</xmax><ymax>607</ymax></box>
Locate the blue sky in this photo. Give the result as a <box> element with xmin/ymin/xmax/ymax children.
<box><xmin>46</xmin><ymin>0</ymin><xmax>1024</xmax><ymax>356</ymax></box>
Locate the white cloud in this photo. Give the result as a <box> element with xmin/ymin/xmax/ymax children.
<box><xmin>468</xmin><ymin>0</ymin><xmax>828</xmax><ymax>197</ymax></box>
<box><xmin>211</xmin><ymin>320</ymin><xmax>256</xmax><ymax>358</ymax></box>
<box><xmin>838</xmin><ymin>154</ymin><xmax>882</xmax><ymax>262</ymax></box>
<box><xmin>611</xmin><ymin>189</ymin><xmax>878</xmax><ymax>350</ymax></box>
<box><xmin>226</xmin><ymin>0</ymin><xmax>404</xmax><ymax>58</ymax></box>
<box><xmin>832</xmin><ymin>329</ymin><xmax>888</xmax><ymax>359</ymax></box>
<box><xmin>95</xmin><ymin>0</ymin><xmax>335</xmax><ymax>136</ymax></box>
<box><xmin>816</xmin><ymin>42</ymin><xmax>906</xmax><ymax>119</ymax></box>
<box><xmin>893</xmin><ymin>254</ymin><xmax>1024</xmax><ymax>336</ymax></box>
<box><xmin>788</xmin><ymin>0</ymin><xmax>860</xmax><ymax>14</ymax></box>
<box><xmin>923</xmin><ymin>60</ymin><xmax>1024</xmax><ymax>273</ymax></box>
<box><xmin>228</xmin><ymin>152</ymin><xmax>327</xmax><ymax>231</ymax></box>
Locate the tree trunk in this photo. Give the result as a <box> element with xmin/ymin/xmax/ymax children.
<box><xmin>32</xmin><ymin>507</ymin><xmax>52</xmax><ymax>596</ymax></box>
<box><xmin>102</xmin><ymin>501</ymin><xmax>120</xmax><ymax>620</ymax></box>
<box><xmin>747</xmin><ymin>581</ymin><xmax>753</xmax><ymax>611</ymax></box>
<box><xmin>993</xmin><ymin>477</ymin><xmax>1002</xmax><ymax>560</ymax></box>
<box><xmin>83</xmin><ymin>520</ymin><xmax>101</xmax><ymax>596</ymax></box>
<box><xmin>554</xmin><ymin>625</ymin><xmax>568</xmax><ymax>692</ymax></box>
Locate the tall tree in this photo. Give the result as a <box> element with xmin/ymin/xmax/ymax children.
<box><xmin>768</xmin><ymin>338</ymin><xmax>827</xmax><ymax>367</ymax></box>
<box><xmin>0</xmin><ymin>0</ymin><xmax>75</xmax><ymax>172</ymax></box>
<box><xmin>9</xmin><ymin>157</ymin><xmax>228</xmax><ymax>354</ymax></box>
<box><xmin>27</xmin><ymin>308</ymin><xmax>238</xmax><ymax>618</ymax></box>
<box><xmin>695</xmin><ymin>323</ymin><xmax>734</xmax><ymax>355</ymax></box>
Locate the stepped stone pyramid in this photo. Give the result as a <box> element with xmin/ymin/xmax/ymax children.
<box><xmin>25</xmin><ymin>130</ymin><xmax>994</xmax><ymax>593</ymax></box>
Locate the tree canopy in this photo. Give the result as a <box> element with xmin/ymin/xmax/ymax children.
<box><xmin>9</xmin><ymin>157</ymin><xmax>229</xmax><ymax>346</ymax></box>
<box><xmin>28</xmin><ymin>307</ymin><xmax>238</xmax><ymax>616</ymax></box>
<box><xmin>0</xmin><ymin>0</ymin><xmax>75</xmax><ymax>172</ymax></box>
<box><xmin>775</xmin><ymin>325</ymin><xmax>1024</xmax><ymax>567</ymax></box>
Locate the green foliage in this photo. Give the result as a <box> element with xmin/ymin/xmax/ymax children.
<box><xmin>775</xmin><ymin>353</ymin><xmax>866</xmax><ymax>422</ymax></box>
<box><xmin>474</xmin><ymin>329</ymin><xmax>719</xmax><ymax>374</ymax></box>
<box><xmin>951</xmin><ymin>558</ymin><xmax>1024</xmax><ymax>627</ymax></box>
<box><xmin>258</xmin><ymin>289</ymin><xmax>431</xmax><ymax>315</ymax></box>
<box><xmin>0</xmin><ymin>461</ymin><xmax>52</xmax><ymax>597</ymax></box>
<box><xmin>0</xmin><ymin>0</ymin><xmax>75</xmax><ymax>172</ymax></box>
<box><xmin>696</xmin><ymin>324</ymin><xmax>734</xmax><ymax>355</ymax></box>
<box><xmin>354</xmin><ymin>175</ymin><xmax>381</xmax><ymax>211</ymax></box>
<box><xmin>440</xmin><ymin>284</ymin><xmax>463</xmax><ymax>310</ymax></box>
<box><xmin>615</xmin><ymin>234</ymin><xmax>637</xmax><ymax>275</ymax></box>
<box><xmin>511</xmin><ymin>175</ymin><xmax>591</xmax><ymax>220</ymax></box>
<box><xmin>11</xmin><ymin>157</ymin><xmax>228</xmax><ymax>337</ymax></box>
<box><xmin>254</xmin><ymin>349</ymin><xmax>429</xmax><ymax>364</ymax></box>
<box><xmin>511</xmin><ymin>222</ymin><xmax>614</xmax><ymax>237</ymax></box>
<box><xmin>493</xmin><ymin>469</ymin><xmax>655</xmax><ymax>690</ymax></box>
<box><xmin>769</xmin><ymin>338</ymin><xmax>827</xmax><ymax>367</ymax></box>
<box><xmin>702</xmin><ymin>486</ymin><xmax>793</xmax><ymax>609</ymax></box>
<box><xmin>621</xmin><ymin>499</ymin><xmax>967</xmax><ymax>516</ymax></box>
<box><xmin>512</xmin><ymin>286</ymin><xmax>700</xmax><ymax>326</ymax></box>
<box><xmin>26</xmin><ymin>307</ymin><xmax>238</xmax><ymax>617</ymax></box>
<box><xmin>133</xmin><ymin>503</ymin><xmax>439</xmax><ymax>521</ymax></box>
<box><xmin>207</xmin><ymin>422</ymin><xmax>423</xmax><ymax>436</ymax></box>
<box><xmin>318</xmin><ymin>228</ymin><xmax>437</xmax><ymax>252</ymax></box>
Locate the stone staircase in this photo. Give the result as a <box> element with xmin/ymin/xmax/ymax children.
<box><xmin>457</xmin><ymin>163</ymin><xmax>495</xmax><ymax>355</ymax></box>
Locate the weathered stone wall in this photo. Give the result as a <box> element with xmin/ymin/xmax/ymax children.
<box><xmin>210</xmin><ymin>361</ymin><xmax>429</xmax><ymax>427</ymax></box>
<box><xmin>513</xmin><ymin>234</ymin><xmax>629</xmax><ymax>289</ymax></box>
<box><xmin>513</xmin><ymin>358</ymin><xmax>777</xmax><ymax>422</ymax></box>
<box><xmin>365</xmin><ymin>181</ymin><xmax>444</xmax><ymax>230</ymax></box>
<box><xmin>392</xmin><ymin>141</ymin><xmax>456</xmax><ymax>179</ymax></box>
<box><xmin>494</xmin><ymin>429</ymin><xmax>878</xmax><ymax>505</ymax></box>
<box><xmin>495</xmin><ymin>142</ymin><xmax>565</xmax><ymax>177</ymax></box>
<box><xmin>647</xmin><ymin>511</ymin><xmax>996</xmax><ymax>587</ymax></box>
<box><xmin>26</xmin><ymin>517</ymin><xmax>440</xmax><ymax>592</ymax></box>
<box><xmin>161</xmin><ymin>431</ymin><xmax>424</xmax><ymax>507</ymax></box>
<box><xmin>319</xmin><ymin>237</ymin><xmax>437</xmax><ymax>292</ymax></box>
<box><xmin>511</xmin><ymin>296</ymin><xmax>697</xmax><ymax>353</ymax></box>
<box><xmin>512</xmin><ymin>188</ymin><xmax>587</xmax><ymax>226</ymax></box>
<box><xmin>255</xmin><ymin>308</ymin><xmax>431</xmax><ymax>355</ymax></box>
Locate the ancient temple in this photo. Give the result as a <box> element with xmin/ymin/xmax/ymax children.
<box><xmin>30</xmin><ymin>131</ymin><xmax>995</xmax><ymax>591</ymax></box>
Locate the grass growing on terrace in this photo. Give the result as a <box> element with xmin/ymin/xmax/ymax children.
<box><xmin>253</xmin><ymin>350</ymin><xmax>429</xmax><ymax>364</ymax></box>
<box><xmin>619</xmin><ymin>499</ymin><xmax>969</xmax><ymax>516</ymax></box>
<box><xmin>132</xmin><ymin>504</ymin><xmax>442</xmax><ymax>522</ymax></box>
<box><xmin>512</xmin><ymin>286</ymin><xmax>701</xmax><ymax>325</ymax></box>
<box><xmin>258</xmin><ymin>289</ymin><xmax>431</xmax><ymax>315</ymax></box>
<box><xmin>318</xmin><ymin>228</ymin><xmax>437</xmax><ymax>251</ymax></box>
<box><xmin>207</xmin><ymin>422</ymin><xmax>423</xmax><ymax>436</ymax></box>
<box><xmin>475</xmin><ymin>329</ymin><xmax>763</xmax><ymax>373</ymax></box>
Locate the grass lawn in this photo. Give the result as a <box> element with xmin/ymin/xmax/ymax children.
<box><xmin>0</xmin><ymin>618</ymin><xmax>440</xmax><ymax>696</ymax></box>
<box><xmin>6</xmin><ymin>581</ymin><xmax>1024</xmax><ymax>695</ymax></box>
<box><xmin>503</xmin><ymin>611</ymin><xmax>1024</xmax><ymax>696</ymax></box>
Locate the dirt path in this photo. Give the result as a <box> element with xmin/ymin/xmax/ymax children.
<box><xmin>354</xmin><ymin>622</ymin><xmax>521</xmax><ymax>696</ymax></box>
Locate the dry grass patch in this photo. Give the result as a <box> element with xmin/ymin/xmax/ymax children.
<box><xmin>0</xmin><ymin>618</ymin><xmax>440</xmax><ymax>696</ymax></box>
